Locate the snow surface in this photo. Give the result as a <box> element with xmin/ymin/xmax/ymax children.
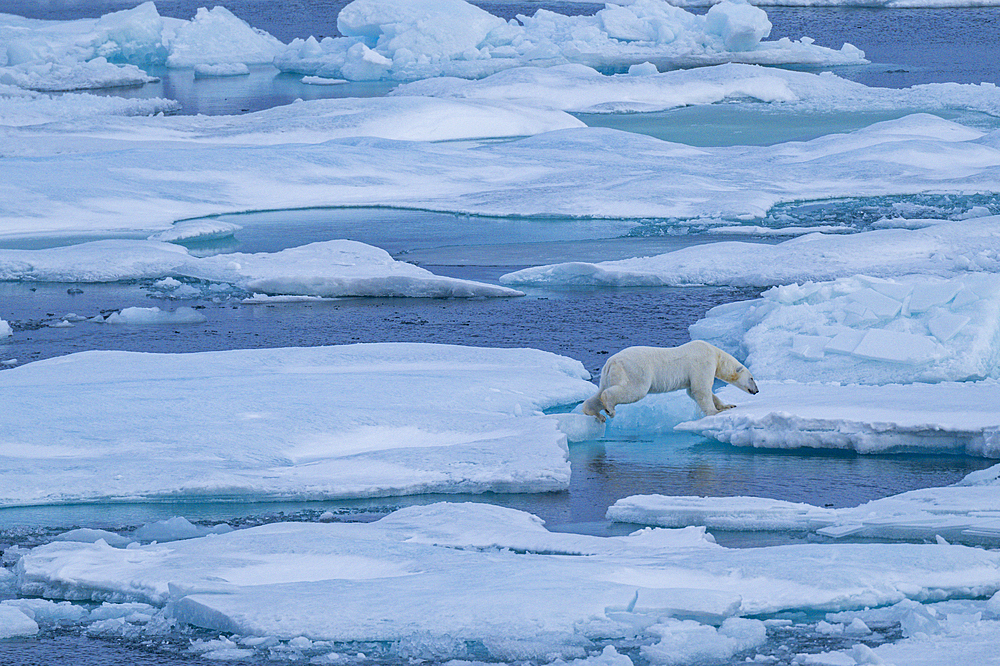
<box><xmin>500</xmin><ymin>217</ymin><xmax>1000</xmax><ymax>288</ymax></box>
<box><xmin>608</xmin><ymin>461</ymin><xmax>1000</xmax><ymax>544</ymax></box>
<box><xmin>0</xmin><ymin>344</ymin><xmax>593</xmax><ymax>506</ymax></box>
<box><xmin>394</xmin><ymin>62</ymin><xmax>1000</xmax><ymax>115</ymax></box>
<box><xmin>13</xmin><ymin>502</ymin><xmax>1000</xmax><ymax>658</ymax></box>
<box><xmin>690</xmin><ymin>272</ymin><xmax>1000</xmax><ymax>384</ymax></box>
<box><xmin>275</xmin><ymin>0</ymin><xmax>864</xmax><ymax>82</ymax></box>
<box><xmin>0</xmin><ymin>239</ymin><xmax>522</xmax><ymax>298</ymax></box>
<box><xmin>4</xmin><ymin>114</ymin><xmax>999</xmax><ymax>238</ymax></box>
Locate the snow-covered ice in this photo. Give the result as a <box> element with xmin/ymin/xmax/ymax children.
<box><xmin>13</xmin><ymin>503</ymin><xmax>1000</xmax><ymax>658</ymax></box>
<box><xmin>4</xmin><ymin>114</ymin><xmax>1000</xmax><ymax>238</ymax></box>
<box><xmin>98</xmin><ymin>306</ymin><xmax>207</xmax><ymax>325</ymax></box>
<box><xmin>0</xmin><ymin>3</ymin><xmax>282</xmax><ymax>92</ymax></box>
<box><xmin>0</xmin><ymin>344</ymin><xmax>593</xmax><ymax>506</ymax></box>
<box><xmin>608</xmin><ymin>461</ymin><xmax>1000</xmax><ymax>544</ymax></box>
<box><xmin>690</xmin><ymin>272</ymin><xmax>1000</xmax><ymax>384</ymax></box>
<box><xmin>501</xmin><ymin>217</ymin><xmax>1000</xmax><ymax>288</ymax></box>
<box><xmin>674</xmin><ymin>379</ymin><xmax>1000</xmax><ymax>456</ymax></box>
<box><xmin>192</xmin><ymin>62</ymin><xmax>250</xmax><ymax>78</ymax></box>
<box><xmin>394</xmin><ymin>62</ymin><xmax>1000</xmax><ymax>115</ymax></box>
<box><xmin>275</xmin><ymin>0</ymin><xmax>864</xmax><ymax>82</ymax></box>
<box><xmin>0</xmin><ymin>239</ymin><xmax>522</xmax><ymax>298</ymax></box>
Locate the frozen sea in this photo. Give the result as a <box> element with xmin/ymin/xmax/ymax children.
<box><xmin>2</xmin><ymin>0</ymin><xmax>1000</xmax><ymax>664</ymax></box>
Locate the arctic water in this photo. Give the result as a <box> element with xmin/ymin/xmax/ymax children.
<box><xmin>2</xmin><ymin>1</ymin><xmax>1000</xmax><ymax>665</ymax></box>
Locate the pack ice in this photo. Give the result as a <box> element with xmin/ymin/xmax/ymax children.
<box><xmin>0</xmin><ymin>344</ymin><xmax>594</xmax><ymax>506</ymax></box>
<box><xmin>9</xmin><ymin>502</ymin><xmax>1000</xmax><ymax>661</ymax></box>
<box><xmin>0</xmin><ymin>2</ymin><xmax>282</xmax><ymax>92</ymax></box>
<box><xmin>274</xmin><ymin>0</ymin><xmax>865</xmax><ymax>82</ymax></box>
<box><xmin>501</xmin><ymin>216</ymin><xmax>1000</xmax><ymax>288</ymax></box>
<box><xmin>0</xmin><ymin>239</ymin><xmax>521</xmax><ymax>298</ymax></box>
<box><xmin>608</xmin><ymin>461</ymin><xmax>1000</xmax><ymax>543</ymax></box>
<box><xmin>394</xmin><ymin>62</ymin><xmax>1000</xmax><ymax>115</ymax></box>
<box><xmin>6</xmin><ymin>114</ymin><xmax>1000</xmax><ymax>239</ymax></box>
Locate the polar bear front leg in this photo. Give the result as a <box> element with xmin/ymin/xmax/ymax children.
<box><xmin>712</xmin><ymin>393</ymin><xmax>735</xmax><ymax>412</ymax></box>
<box><xmin>687</xmin><ymin>377</ymin><xmax>720</xmax><ymax>416</ymax></box>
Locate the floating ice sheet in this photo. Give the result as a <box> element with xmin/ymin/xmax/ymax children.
<box><xmin>690</xmin><ymin>273</ymin><xmax>1000</xmax><ymax>384</ymax></box>
<box><xmin>3</xmin><ymin>114</ymin><xmax>999</xmax><ymax>238</ymax></box>
<box><xmin>673</xmin><ymin>379</ymin><xmax>1000</xmax><ymax>456</ymax></box>
<box><xmin>0</xmin><ymin>344</ymin><xmax>594</xmax><ymax>506</ymax></box>
<box><xmin>0</xmin><ymin>239</ymin><xmax>521</xmax><ymax>298</ymax></box>
<box><xmin>394</xmin><ymin>62</ymin><xmax>1000</xmax><ymax>115</ymax></box>
<box><xmin>14</xmin><ymin>502</ymin><xmax>1000</xmax><ymax>656</ymax></box>
<box><xmin>609</xmin><ymin>461</ymin><xmax>1000</xmax><ymax>545</ymax></box>
<box><xmin>501</xmin><ymin>217</ymin><xmax>1000</xmax><ymax>289</ymax></box>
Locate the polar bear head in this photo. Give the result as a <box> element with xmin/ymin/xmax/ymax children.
<box><xmin>716</xmin><ymin>350</ymin><xmax>759</xmax><ymax>395</ymax></box>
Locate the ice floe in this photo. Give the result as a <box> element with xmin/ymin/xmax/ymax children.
<box><xmin>12</xmin><ymin>503</ymin><xmax>1000</xmax><ymax>658</ymax></box>
<box><xmin>690</xmin><ymin>272</ymin><xmax>1000</xmax><ymax>384</ymax></box>
<box><xmin>97</xmin><ymin>305</ymin><xmax>207</xmax><ymax>325</ymax></box>
<box><xmin>4</xmin><ymin>114</ymin><xmax>999</xmax><ymax>238</ymax></box>
<box><xmin>674</xmin><ymin>379</ymin><xmax>1000</xmax><ymax>456</ymax></box>
<box><xmin>275</xmin><ymin>0</ymin><xmax>864</xmax><ymax>82</ymax></box>
<box><xmin>394</xmin><ymin>62</ymin><xmax>1000</xmax><ymax>115</ymax></box>
<box><xmin>608</xmin><ymin>461</ymin><xmax>1000</xmax><ymax>544</ymax></box>
<box><xmin>0</xmin><ymin>344</ymin><xmax>593</xmax><ymax>506</ymax></box>
<box><xmin>0</xmin><ymin>3</ymin><xmax>282</xmax><ymax>92</ymax></box>
<box><xmin>0</xmin><ymin>84</ymin><xmax>178</xmax><ymax>126</ymax></box>
<box><xmin>0</xmin><ymin>239</ymin><xmax>521</xmax><ymax>298</ymax></box>
<box><xmin>501</xmin><ymin>217</ymin><xmax>1000</xmax><ymax>288</ymax></box>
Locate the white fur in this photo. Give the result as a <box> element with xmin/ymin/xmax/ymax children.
<box><xmin>582</xmin><ymin>341</ymin><xmax>758</xmax><ymax>422</ymax></box>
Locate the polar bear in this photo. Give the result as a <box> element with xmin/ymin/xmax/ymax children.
<box><xmin>581</xmin><ymin>340</ymin><xmax>758</xmax><ymax>423</ymax></box>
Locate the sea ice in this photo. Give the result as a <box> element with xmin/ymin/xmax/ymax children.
<box><xmin>0</xmin><ymin>239</ymin><xmax>522</xmax><ymax>299</ymax></box>
<box><xmin>275</xmin><ymin>0</ymin><xmax>864</xmax><ymax>81</ymax></box>
<box><xmin>393</xmin><ymin>62</ymin><xmax>1000</xmax><ymax>115</ymax></box>
<box><xmin>500</xmin><ymin>217</ymin><xmax>1000</xmax><ymax>289</ymax></box>
<box><xmin>98</xmin><ymin>306</ymin><xmax>208</xmax><ymax>325</ymax></box>
<box><xmin>689</xmin><ymin>273</ymin><xmax>1000</xmax><ymax>384</ymax></box>
<box><xmin>4</xmin><ymin>114</ymin><xmax>999</xmax><ymax>238</ymax></box>
<box><xmin>0</xmin><ymin>603</ymin><xmax>39</xmax><ymax>638</ymax></box>
<box><xmin>0</xmin><ymin>317</ymin><xmax>10</xmax><ymax>337</ymax></box>
<box><xmin>0</xmin><ymin>344</ymin><xmax>594</xmax><ymax>506</ymax></box>
<box><xmin>609</xmin><ymin>460</ymin><xmax>1000</xmax><ymax>544</ymax></box>
<box><xmin>673</xmin><ymin>379</ymin><xmax>1000</xmax><ymax>456</ymax></box>
<box><xmin>0</xmin><ymin>3</ymin><xmax>283</xmax><ymax>92</ymax></box>
<box><xmin>192</xmin><ymin>63</ymin><xmax>251</xmax><ymax>78</ymax></box>
<box><xmin>14</xmin><ymin>503</ymin><xmax>1000</xmax><ymax>655</ymax></box>
<box><xmin>0</xmin><ymin>84</ymin><xmax>178</xmax><ymax>127</ymax></box>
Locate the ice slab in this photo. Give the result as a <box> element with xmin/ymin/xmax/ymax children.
<box><xmin>609</xmin><ymin>462</ymin><xmax>1000</xmax><ymax>545</ymax></box>
<box><xmin>0</xmin><ymin>344</ymin><xmax>594</xmax><ymax>506</ymax></box>
<box><xmin>674</xmin><ymin>379</ymin><xmax>1000</xmax><ymax>456</ymax></box>
<box><xmin>16</xmin><ymin>503</ymin><xmax>1000</xmax><ymax>651</ymax></box>
<box><xmin>0</xmin><ymin>239</ymin><xmax>522</xmax><ymax>298</ymax></box>
<box><xmin>394</xmin><ymin>62</ymin><xmax>1000</xmax><ymax>115</ymax></box>
<box><xmin>0</xmin><ymin>84</ymin><xmax>178</xmax><ymax>127</ymax></box>
<box><xmin>4</xmin><ymin>114</ymin><xmax>1000</xmax><ymax>239</ymax></box>
<box><xmin>0</xmin><ymin>3</ymin><xmax>283</xmax><ymax>92</ymax></box>
<box><xmin>501</xmin><ymin>217</ymin><xmax>1000</xmax><ymax>289</ymax></box>
<box><xmin>275</xmin><ymin>0</ymin><xmax>864</xmax><ymax>82</ymax></box>
<box><xmin>690</xmin><ymin>273</ymin><xmax>1000</xmax><ymax>384</ymax></box>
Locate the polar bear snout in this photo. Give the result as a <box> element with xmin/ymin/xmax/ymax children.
<box><xmin>734</xmin><ymin>368</ymin><xmax>758</xmax><ymax>395</ymax></box>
